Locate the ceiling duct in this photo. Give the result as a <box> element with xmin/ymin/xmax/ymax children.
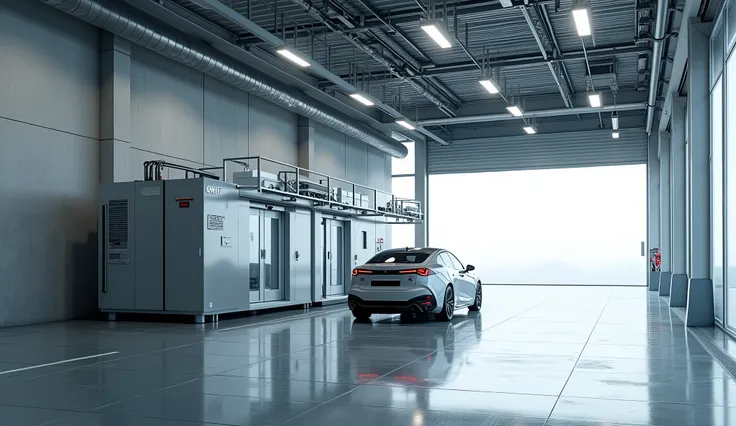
<box><xmin>584</xmin><ymin>59</ymin><xmax>618</xmax><ymax>90</ymax></box>
<box><xmin>38</xmin><ymin>0</ymin><xmax>408</xmax><ymax>158</ymax></box>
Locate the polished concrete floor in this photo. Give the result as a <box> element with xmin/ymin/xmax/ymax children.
<box><xmin>0</xmin><ymin>285</ymin><xmax>733</xmax><ymax>426</ymax></box>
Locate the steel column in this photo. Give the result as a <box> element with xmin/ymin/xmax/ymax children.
<box><xmin>99</xmin><ymin>33</ymin><xmax>131</xmax><ymax>183</ymax></box>
<box><xmin>669</xmin><ymin>97</ymin><xmax>687</xmax><ymax>306</ymax></box>
<box><xmin>648</xmin><ymin>133</ymin><xmax>661</xmax><ymax>291</ymax></box>
<box><xmin>659</xmin><ymin>131</ymin><xmax>672</xmax><ymax>296</ymax></box>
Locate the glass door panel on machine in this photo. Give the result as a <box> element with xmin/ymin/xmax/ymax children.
<box><xmin>249</xmin><ymin>209</ymin><xmax>285</xmax><ymax>303</ymax></box>
<box><xmin>323</xmin><ymin>219</ymin><xmax>347</xmax><ymax>297</ymax></box>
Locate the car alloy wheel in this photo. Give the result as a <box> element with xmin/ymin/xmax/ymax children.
<box><xmin>445</xmin><ymin>286</ymin><xmax>454</xmax><ymax>319</ymax></box>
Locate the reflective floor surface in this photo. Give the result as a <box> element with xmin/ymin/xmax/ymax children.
<box><xmin>0</xmin><ymin>285</ymin><xmax>733</xmax><ymax>426</ymax></box>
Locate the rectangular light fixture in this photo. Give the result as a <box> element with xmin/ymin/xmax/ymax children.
<box><xmin>611</xmin><ymin>113</ymin><xmax>619</xmax><ymax>130</ymax></box>
<box><xmin>499</xmin><ymin>0</ymin><xmax>514</xmax><ymax>6</ymax></box>
<box><xmin>612</xmin><ymin>131</ymin><xmax>620</xmax><ymax>139</ymax></box>
<box><xmin>507</xmin><ymin>105</ymin><xmax>524</xmax><ymax>117</ymax></box>
<box><xmin>523</xmin><ymin>126</ymin><xmax>537</xmax><ymax>135</ymax></box>
<box><xmin>588</xmin><ymin>93</ymin><xmax>602</xmax><ymax>108</ymax></box>
<box><xmin>396</xmin><ymin>119</ymin><xmax>416</xmax><ymax>130</ymax></box>
<box><xmin>276</xmin><ymin>48</ymin><xmax>310</xmax><ymax>67</ymax></box>
<box><xmin>479</xmin><ymin>79</ymin><xmax>500</xmax><ymax>95</ymax></box>
<box><xmin>572</xmin><ymin>5</ymin><xmax>592</xmax><ymax>37</ymax></box>
<box><xmin>350</xmin><ymin>93</ymin><xmax>375</xmax><ymax>106</ymax></box>
<box><xmin>421</xmin><ymin>22</ymin><xmax>452</xmax><ymax>49</ymax></box>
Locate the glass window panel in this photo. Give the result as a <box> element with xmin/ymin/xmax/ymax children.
<box><xmin>714</xmin><ymin>23</ymin><xmax>725</xmax><ymax>84</ymax></box>
<box><xmin>391</xmin><ymin>142</ymin><xmax>415</xmax><ymax>175</ymax></box>
<box><xmin>392</xmin><ymin>176</ymin><xmax>415</xmax><ymax>199</ymax></box>
<box><xmin>726</xmin><ymin>53</ymin><xmax>736</xmax><ymax>330</ymax></box>
<box><xmin>729</xmin><ymin>2</ymin><xmax>736</xmax><ymax>48</ymax></box>
<box><xmin>249</xmin><ymin>213</ymin><xmax>260</xmax><ymax>291</ymax></box>
<box><xmin>713</xmin><ymin>76</ymin><xmax>725</xmax><ymax>324</ymax></box>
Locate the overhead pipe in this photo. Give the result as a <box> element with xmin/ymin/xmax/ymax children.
<box><xmin>283</xmin><ymin>0</ymin><xmax>458</xmax><ymax>115</ymax></box>
<box><xmin>645</xmin><ymin>0</ymin><xmax>671</xmax><ymax>134</ymax></box>
<box><xmin>417</xmin><ymin>102</ymin><xmax>647</xmax><ymax>126</ymax></box>
<box><xmin>39</xmin><ymin>0</ymin><xmax>409</xmax><ymax>158</ymax></box>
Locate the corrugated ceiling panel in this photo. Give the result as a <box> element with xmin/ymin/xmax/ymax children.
<box><xmin>428</xmin><ymin>128</ymin><xmax>647</xmax><ymax>174</ymax></box>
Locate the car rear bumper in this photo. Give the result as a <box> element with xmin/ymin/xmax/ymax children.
<box><xmin>348</xmin><ymin>294</ymin><xmax>438</xmax><ymax>314</ymax></box>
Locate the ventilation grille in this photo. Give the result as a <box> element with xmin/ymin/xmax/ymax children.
<box><xmin>108</xmin><ymin>200</ymin><xmax>129</xmax><ymax>250</ymax></box>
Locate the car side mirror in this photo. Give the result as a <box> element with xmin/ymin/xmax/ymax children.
<box><xmin>465</xmin><ymin>264</ymin><xmax>475</xmax><ymax>272</ymax></box>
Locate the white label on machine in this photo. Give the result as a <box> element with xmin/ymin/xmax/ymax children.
<box><xmin>221</xmin><ymin>236</ymin><xmax>232</xmax><ymax>247</ymax></box>
<box><xmin>207</xmin><ymin>214</ymin><xmax>225</xmax><ymax>231</ymax></box>
<box><xmin>140</xmin><ymin>187</ymin><xmax>161</xmax><ymax>197</ymax></box>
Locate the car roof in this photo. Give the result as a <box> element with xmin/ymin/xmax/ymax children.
<box><xmin>380</xmin><ymin>247</ymin><xmax>442</xmax><ymax>255</ymax></box>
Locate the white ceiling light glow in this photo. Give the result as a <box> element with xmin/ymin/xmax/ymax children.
<box><xmin>396</xmin><ymin>119</ymin><xmax>416</xmax><ymax>130</ymax></box>
<box><xmin>506</xmin><ymin>105</ymin><xmax>524</xmax><ymax>117</ymax></box>
<box><xmin>276</xmin><ymin>48</ymin><xmax>310</xmax><ymax>67</ymax></box>
<box><xmin>421</xmin><ymin>21</ymin><xmax>452</xmax><ymax>49</ymax></box>
<box><xmin>350</xmin><ymin>93</ymin><xmax>375</xmax><ymax>106</ymax></box>
<box><xmin>612</xmin><ymin>131</ymin><xmax>620</xmax><ymax>139</ymax></box>
<box><xmin>572</xmin><ymin>2</ymin><xmax>592</xmax><ymax>37</ymax></box>
<box><xmin>523</xmin><ymin>126</ymin><xmax>537</xmax><ymax>135</ymax></box>
<box><xmin>611</xmin><ymin>113</ymin><xmax>619</xmax><ymax>130</ymax></box>
<box><xmin>479</xmin><ymin>79</ymin><xmax>500</xmax><ymax>95</ymax></box>
<box><xmin>588</xmin><ymin>93</ymin><xmax>602</xmax><ymax>108</ymax></box>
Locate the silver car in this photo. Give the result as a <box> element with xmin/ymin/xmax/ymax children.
<box><xmin>348</xmin><ymin>248</ymin><xmax>482</xmax><ymax>321</ymax></box>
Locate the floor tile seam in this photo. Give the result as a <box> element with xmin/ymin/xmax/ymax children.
<box><xmin>359</xmin><ymin>382</ymin><xmax>562</xmax><ymax>396</ymax></box>
<box><xmin>542</xmin><ymin>291</ymin><xmax>614</xmax><ymax>426</ymax></box>
<box><xmin>275</xmin><ymin>301</ymin><xmax>551</xmax><ymax>426</ymax></box>
<box><xmin>209</xmin><ymin>306</ymin><xmax>349</xmax><ymax>334</ymax></box>
<box><xmin>555</xmin><ymin>393</ymin><xmax>736</xmax><ymax>407</ymax></box>
<box><xmin>686</xmin><ymin>327</ymin><xmax>736</xmax><ymax>382</ymax></box>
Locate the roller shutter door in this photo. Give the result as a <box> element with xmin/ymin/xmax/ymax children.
<box><xmin>427</xmin><ymin>129</ymin><xmax>648</xmax><ymax>174</ymax></box>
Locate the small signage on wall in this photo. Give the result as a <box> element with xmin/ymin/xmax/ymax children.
<box><xmin>377</xmin><ymin>238</ymin><xmax>384</xmax><ymax>243</ymax></box>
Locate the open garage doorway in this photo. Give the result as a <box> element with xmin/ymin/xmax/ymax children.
<box><xmin>428</xmin><ymin>165</ymin><xmax>648</xmax><ymax>286</ymax></box>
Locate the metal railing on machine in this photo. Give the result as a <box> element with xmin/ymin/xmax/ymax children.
<box><xmin>221</xmin><ymin>156</ymin><xmax>423</xmax><ymax>222</ymax></box>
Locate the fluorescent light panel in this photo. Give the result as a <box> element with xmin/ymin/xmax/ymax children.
<box><xmin>276</xmin><ymin>48</ymin><xmax>310</xmax><ymax>67</ymax></box>
<box><xmin>507</xmin><ymin>105</ymin><xmax>523</xmax><ymax>117</ymax></box>
<box><xmin>479</xmin><ymin>79</ymin><xmax>500</xmax><ymax>94</ymax></box>
<box><xmin>396</xmin><ymin>120</ymin><xmax>416</xmax><ymax>130</ymax></box>
<box><xmin>612</xmin><ymin>114</ymin><xmax>619</xmax><ymax>130</ymax></box>
<box><xmin>350</xmin><ymin>93</ymin><xmax>375</xmax><ymax>106</ymax></box>
<box><xmin>612</xmin><ymin>131</ymin><xmax>620</xmax><ymax>139</ymax></box>
<box><xmin>421</xmin><ymin>23</ymin><xmax>452</xmax><ymax>49</ymax></box>
<box><xmin>572</xmin><ymin>7</ymin><xmax>592</xmax><ymax>37</ymax></box>
<box><xmin>523</xmin><ymin>126</ymin><xmax>537</xmax><ymax>135</ymax></box>
<box><xmin>588</xmin><ymin>93</ymin><xmax>602</xmax><ymax>108</ymax></box>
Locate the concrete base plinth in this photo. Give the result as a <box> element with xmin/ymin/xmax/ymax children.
<box><xmin>649</xmin><ymin>271</ymin><xmax>661</xmax><ymax>291</ymax></box>
<box><xmin>669</xmin><ymin>274</ymin><xmax>688</xmax><ymax>307</ymax></box>
<box><xmin>686</xmin><ymin>278</ymin><xmax>714</xmax><ymax>327</ymax></box>
<box><xmin>659</xmin><ymin>272</ymin><xmax>672</xmax><ymax>296</ymax></box>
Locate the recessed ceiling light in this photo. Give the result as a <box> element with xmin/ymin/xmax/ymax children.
<box><xmin>479</xmin><ymin>79</ymin><xmax>500</xmax><ymax>95</ymax></box>
<box><xmin>276</xmin><ymin>48</ymin><xmax>310</xmax><ymax>67</ymax></box>
<box><xmin>572</xmin><ymin>5</ymin><xmax>592</xmax><ymax>37</ymax></box>
<box><xmin>523</xmin><ymin>126</ymin><xmax>537</xmax><ymax>135</ymax></box>
<box><xmin>420</xmin><ymin>22</ymin><xmax>452</xmax><ymax>49</ymax></box>
<box><xmin>507</xmin><ymin>105</ymin><xmax>524</xmax><ymax>117</ymax></box>
<box><xmin>350</xmin><ymin>93</ymin><xmax>375</xmax><ymax>106</ymax></box>
<box><xmin>396</xmin><ymin>119</ymin><xmax>416</xmax><ymax>130</ymax></box>
<box><xmin>588</xmin><ymin>93</ymin><xmax>602</xmax><ymax>108</ymax></box>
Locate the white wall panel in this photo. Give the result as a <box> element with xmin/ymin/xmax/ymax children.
<box><xmin>0</xmin><ymin>0</ymin><xmax>99</xmax><ymax>139</ymax></box>
<box><xmin>368</xmin><ymin>146</ymin><xmax>391</xmax><ymax>191</ymax></box>
<box><xmin>346</xmin><ymin>136</ymin><xmax>369</xmax><ymax>185</ymax></box>
<box><xmin>428</xmin><ymin>129</ymin><xmax>648</xmax><ymax>174</ymax></box>
<box><xmin>314</xmin><ymin>123</ymin><xmax>347</xmax><ymax>179</ymax></box>
<box><xmin>203</xmin><ymin>76</ymin><xmax>249</xmax><ymax>166</ymax></box>
<box><xmin>131</xmin><ymin>46</ymin><xmax>204</xmax><ymax>164</ymax></box>
<box><xmin>249</xmin><ymin>95</ymin><xmax>298</xmax><ymax>165</ymax></box>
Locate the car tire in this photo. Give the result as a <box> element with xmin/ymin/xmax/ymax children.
<box><xmin>352</xmin><ymin>309</ymin><xmax>372</xmax><ymax>320</ymax></box>
<box><xmin>468</xmin><ymin>283</ymin><xmax>482</xmax><ymax>312</ymax></box>
<box><xmin>436</xmin><ymin>285</ymin><xmax>455</xmax><ymax>322</ymax></box>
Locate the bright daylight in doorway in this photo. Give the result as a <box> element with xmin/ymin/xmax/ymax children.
<box><xmin>429</xmin><ymin>165</ymin><xmax>648</xmax><ymax>286</ymax></box>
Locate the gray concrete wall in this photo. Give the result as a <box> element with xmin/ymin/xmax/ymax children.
<box><xmin>0</xmin><ymin>1</ymin><xmax>392</xmax><ymax>326</ymax></box>
<box><xmin>0</xmin><ymin>0</ymin><xmax>100</xmax><ymax>326</ymax></box>
<box><xmin>128</xmin><ymin>46</ymin><xmax>299</xmax><ymax>180</ymax></box>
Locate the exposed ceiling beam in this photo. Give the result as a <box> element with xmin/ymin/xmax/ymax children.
<box><xmin>418</xmin><ymin>102</ymin><xmax>647</xmax><ymax>126</ymax></box>
<box><xmin>318</xmin><ymin>42</ymin><xmax>649</xmax><ymax>86</ymax></box>
<box><xmin>239</xmin><ymin>0</ymin><xmax>552</xmax><ymax>45</ymax></box>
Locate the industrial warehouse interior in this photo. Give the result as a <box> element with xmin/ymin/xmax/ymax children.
<box><xmin>1</xmin><ymin>0</ymin><xmax>735</xmax><ymax>424</ymax></box>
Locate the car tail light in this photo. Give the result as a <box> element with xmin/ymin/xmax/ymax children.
<box><xmin>352</xmin><ymin>269</ymin><xmax>373</xmax><ymax>276</ymax></box>
<box><xmin>398</xmin><ymin>268</ymin><xmax>434</xmax><ymax>276</ymax></box>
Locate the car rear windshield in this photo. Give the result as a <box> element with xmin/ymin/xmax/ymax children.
<box><xmin>367</xmin><ymin>252</ymin><xmax>430</xmax><ymax>264</ymax></box>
